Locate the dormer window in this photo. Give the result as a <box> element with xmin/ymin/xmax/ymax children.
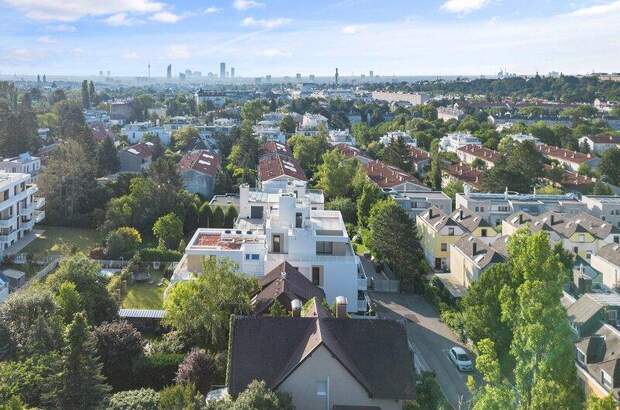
<box><xmin>602</xmin><ymin>370</ymin><xmax>613</xmax><ymax>390</ymax></box>
<box><xmin>576</xmin><ymin>348</ymin><xmax>586</xmax><ymax>364</ymax></box>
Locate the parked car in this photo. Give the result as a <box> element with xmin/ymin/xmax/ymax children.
<box><xmin>449</xmin><ymin>346</ymin><xmax>473</xmax><ymax>372</ymax></box>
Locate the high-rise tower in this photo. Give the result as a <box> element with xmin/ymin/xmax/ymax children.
<box><xmin>220</xmin><ymin>62</ymin><xmax>226</xmax><ymax>79</ymax></box>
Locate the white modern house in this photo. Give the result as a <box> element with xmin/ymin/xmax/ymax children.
<box><xmin>121</xmin><ymin>122</ymin><xmax>172</xmax><ymax>145</ymax></box>
<box><xmin>439</xmin><ymin>132</ymin><xmax>481</xmax><ymax>152</ymax></box>
<box><xmin>508</xmin><ymin>133</ymin><xmax>540</xmax><ymax>144</ymax></box>
<box><xmin>172</xmin><ymin>185</ymin><xmax>366</xmax><ymax>312</ymax></box>
<box><xmin>0</xmin><ymin>172</ymin><xmax>45</xmax><ymax>258</ymax></box>
<box><xmin>379</xmin><ymin>131</ymin><xmax>417</xmax><ymax>147</ymax></box>
<box><xmin>328</xmin><ymin>129</ymin><xmax>355</xmax><ymax>146</ymax></box>
<box><xmin>253</xmin><ymin>120</ymin><xmax>286</xmax><ymax>144</ymax></box>
<box><xmin>0</xmin><ymin>153</ymin><xmax>41</xmax><ymax>182</ymax></box>
<box><xmin>297</xmin><ymin>113</ymin><xmax>328</xmax><ymax>137</ymax></box>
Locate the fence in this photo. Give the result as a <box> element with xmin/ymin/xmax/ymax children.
<box><xmin>371</xmin><ymin>278</ymin><xmax>400</xmax><ymax>293</ymax></box>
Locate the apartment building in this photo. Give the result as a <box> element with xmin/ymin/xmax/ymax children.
<box><xmin>0</xmin><ymin>172</ymin><xmax>45</xmax><ymax>258</ymax></box>
<box><xmin>581</xmin><ymin>196</ymin><xmax>620</xmax><ymax>229</ymax></box>
<box><xmin>364</xmin><ymin>160</ymin><xmax>429</xmax><ymax>193</ymax></box>
<box><xmin>456</xmin><ymin>145</ymin><xmax>500</xmax><ymax>169</ymax></box>
<box><xmin>536</xmin><ymin>143</ymin><xmax>600</xmax><ymax>171</ymax></box>
<box><xmin>439</xmin><ymin>132</ymin><xmax>481</xmax><ymax>152</ymax></box>
<box><xmin>328</xmin><ymin>129</ymin><xmax>355</xmax><ymax>146</ymax></box>
<box><xmin>121</xmin><ymin>121</ymin><xmax>172</xmax><ymax>145</ymax></box>
<box><xmin>0</xmin><ymin>153</ymin><xmax>41</xmax><ymax>182</ymax></box>
<box><xmin>296</xmin><ymin>113</ymin><xmax>328</xmax><ymax>137</ymax></box>
<box><xmin>450</xmin><ymin>206</ymin><xmax>499</xmax><ymax>243</ymax></box>
<box><xmin>379</xmin><ymin>131</ymin><xmax>417</xmax><ymax>147</ymax></box>
<box><xmin>416</xmin><ymin>206</ymin><xmax>469</xmax><ymax>271</ymax></box>
<box><xmin>437</xmin><ymin>105</ymin><xmax>465</xmax><ymax>121</ymax></box>
<box><xmin>508</xmin><ymin>133</ymin><xmax>540</xmax><ymax>144</ymax></box>
<box><xmin>173</xmin><ymin>186</ymin><xmax>365</xmax><ymax>312</ymax></box>
<box><xmin>449</xmin><ymin>235</ymin><xmax>508</xmax><ymax>288</ymax></box>
<box><xmin>390</xmin><ymin>191</ymin><xmax>452</xmax><ymax>219</ymax></box>
<box><xmin>502</xmin><ymin>211</ymin><xmax>620</xmax><ymax>260</ymax></box>
<box><xmin>253</xmin><ymin>120</ymin><xmax>286</xmax><ymax>144</ymax></box>
<box><xmin>455</xmin><ymin>189</ymin><xmax>585</xmax><ymax>226</ymax></box>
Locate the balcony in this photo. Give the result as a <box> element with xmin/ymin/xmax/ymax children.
<box><xmin>34</xmin><ymin>210</ymin><xmax>45</xmax><ymax>223</ymax></box>
<box><xmin>357</xmin><ymin>275</ymin><xmax>368</xmax><ymax>291</ymax></box>
<box><xmin>0</xmin><ymin>216</ymin><xmax>16</xmax><ymax>227</ymax></box>
<box><xmin>34</xmin><ymin>197</ymin><xmax>45</xmax><ymax>209</ymax></box>
<box><xmin>357</xmin><ymin>293</ymin><xmax>370</xmax><ymax>313</ymax></box>
<box><xmin>26</xmin><ymin>184</ymin><xmax>38</xmax><ymax>196</ymax></box>
<box><xmin>20</xmin><ymin>203</ymin><xmax>35</xmax><ymax>215</ymax></box>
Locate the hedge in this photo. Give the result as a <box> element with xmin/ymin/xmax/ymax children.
<box><xmin>138</xmin><ymin>248</ymin><xmax>183</xmax><ymax>262</ymax></box>
<box><xmin>133</xmin><ymin>353</ymin><xmax>185</xmax><ymax>390</ymax></box>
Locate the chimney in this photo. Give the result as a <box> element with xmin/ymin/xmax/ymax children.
<box><xmin>550</xmin><ymin>214</ymin><xmax>555</xmax><ymax>225</ymax></box>
<box><xmin>472</xmin><ymin>242</ymin><xmax>477</xmax><ymax>256</ymax></box>
<box><xmin>459</xmin><ymin>209</ymin><xmax>464</xmax><ymax>220</ymax></box>
<box><xmin>429</xmin><ymin>208</ymin><xmax>433</xmax><ymax>218</ymax></box>
<box><xmin>519</xmin><ymin>213</ymin><xmax>523</xmax><ymax>224</ymax></box>
<box><xmin>291</xmin><ymin>299</ymin><xmax>302</xmax><ymax>317</ymax></box>
<box><xmin>335</xmin><ymin>296</ymin><xmax>348</xmax><ymax>318</ymax></box>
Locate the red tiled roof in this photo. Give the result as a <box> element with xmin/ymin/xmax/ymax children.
<box><xmin>457</xmin><ymin>144</ymin><xmax>501</xmax><ymax>163</ymax></box>
<box><xmin>446</xmin><ymin>162</ymin><xmax>483</xmax><ymax>188</ymax></box>
<box><xmin>364</xmin><ymin>160</ymin><xmax>424</xmax><ymax>189</ymax></box>
<box><xmin>543</xmin><ymin>164</ymin><xmax>595</xmax><ymax>188</ymax></box>
<box><xmin>536</xmin><ymin>143</ymin><xmax>594</xmax><ymax>164</ymax></box>
<box><xmin>260</xmin><ymin>141</ymin><xmax>292</xmax><ymax>158</ymax></box>
<box><xmin>408</xmin><ymin>147</ymin><xmax>431</xmax><ymax>163</ymax></box>
<box><xmin>124</xmin><ymin>142</ymin><xmax>155</xmax><ymax>158</ymax></box>
<box><xmin>258</xmin><ymin>154</ymin><xmax>307</xmax><ymax>182</ymax></box>
<box><xmin>91</xmin><ymin>125</ymin><xmax>113</xmax><ymax>143</ymax></box>
<box><xmin>334</xmin><ymin>143</ymin><xmax>368</xmax><ymax>160</ymax></box>
<box><xmin>179</xmin><ymin>149</ymin><xmax>221</xmax><ymax>176</ymax></box>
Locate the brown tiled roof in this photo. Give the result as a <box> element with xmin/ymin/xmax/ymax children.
<box><xmin>408</xmin><ymin>147</ymin><xmax>431</xmax><ymax>163</ymax></box>
<box><xmin>457</xmin><ymin>144</ymin><xmax>501</xmax><ymax>163</ymax></box>
<box><xmin>124</xmin><ymin>142</ymin><xmax>155</xmax><ymax>158</ymax></box>
<box><xmin>445</xmin><ymin>162</ymin><xmax>483</xmax><ymax>189</ymax></box>
<box><xmin>586</xmin><ymin>134</ymin><xmax>620</xmax><ymax>144</ymax></box>
<box><xmin>258</xmin><ymin>154</ymin><xmax>307</xmax><ymax>182</ymax></box>
<box><xmin>543</xmin><ymin>164</ymin><xmax>595</xmax><ymax>188</ymax></box>
<box><xmin>575</xmin><ymin>324</ymin><xmax>620</xmax><ymax>399</ymax></box>
<box><xmin>228</xmin><ymin>315</ymin><xmax>416</xmax><ymax>400</ymax></box>
<box><xmin>536</xmin><ymin>143</ymin><xmax>594</xmax><ymax>164</ymax></box>
<box><xmin>597</xmin><ymin>243</ymin><xmax>620</xmax><ymax>267</ymax></box>
<box><xmin>334</xmin><ymin>144</ymin><xmax>372</xmax><ymax>162</ymax></box>
<box><xmin>364</xmin><ymin>160</ymin><xmax>425</xmax><ymax>189</ymax></box>
<box><xmin>253</xmin><ymin>262</ymin><xmax>326</xmax><ymax>316</ymax></box>
<box><xmin>260</xmin><ymin>141</ymin><xmax>292</xmax><ymax>158</ymax></box>
<box><xmin>179</xmin><ymin>149</ymin><xmax>221</xmax><ymax>176</ymax></box>
<box><xmin>452</xmin><ymin>235</ymin><xmax>506</xmax><ymax>269</ymax></box>
<box><xmin>419</xmin><ymin>206</ymin><xmax>461</xmax><ymax>231</ymax></box>
<box><xmin>506</xmin><ymin>211</ymin><xmax>619</xmax><ymax>240</ymax></box>
<box><xmin>451</xmin><ymin>207</ymin><xmax>492</xmax><ymax>232</ymax></box>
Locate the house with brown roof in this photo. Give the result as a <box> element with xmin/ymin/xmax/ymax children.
<box><xmin>442</xmin><ymin>162</ymin><xmax>483</xmax><ymax>191</ymax></box>
<box><xmin>119</xmin><ymin>142</ymin><xmax>155</xmax><ymax>173</ymax></box>
<box><xmin>225</xmin><ymin>297</ymin><xmax>416</xmax><ymax>410</ymax></box>
<box><xmin>416</xmin><ymin>206</ymin><xmax>469</xmax><ymax>271</ymax></box>
<box><xmin>364</xmin><ymin>160</ymin><xmax>430</xmax><ymax>193</ymax></box>
<box><xmin>449</xmin><ymin>234</ymin><xmax>508</xmax><ymax>288</ymax></box>
<box><xmin>409</xmin><ymin>147</ymin><xmax>431</xmax><ymax>174</ymax></box>
<box><xmin>536</xmin><ymin>143</ymin><xmax>601</xmax><ymax>171</ymax></box>
<box><xmin>579</xmin><ymin>134</ymin><xmax>620</xmax><ymax>155</ymax></box>
<box><xmin>260</xmin><ymin>141</ymin><xmax>292</xmax><ymax>159</ymax></box>
<box><xmin>179</xmin><ymin>149</ymin><xmax>221</xmax><ymax>198</ymax></box>
<box><xmin>252</xmin><ymin>262</ymin><xmax>326</xmax><ymax>316</ymax></box>
<box><xmin>456</xmin><ymin>144</ymin><xmax>501</xmax><ymax>169</ymax></box>
<box><xmin>258</xmin><ymin>154</ymin><xmax>307</xmax><ymax>193</ymax></box>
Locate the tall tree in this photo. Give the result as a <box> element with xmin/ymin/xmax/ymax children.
<box><xmin>96</xmin><ymin>137</ymin><xmax>120</xmax><ymax>176</ymax></box>
<box><xmin>600</xmin><ymin>147</ymin><xmax>620</xmax><ymax>185</ymax></box>
<box><xmin>81</xmin><ymin>80</ymin><xmax>90</xmax><ymax>108</ymax></box>
<box><xmin>45</xmin><ymin>313</ymin><xmax>110</xmax><ymax>409</ymax></box>
<box><xmin>316</xmin><ymin>150</ymin><xmax>359</xmax><ymax>199</ymax></box>
<box><xmin>382</xmin><ymin>136</ymin><xmax>411</xmax><ymax>172</ymax></box>
<box><xmin>153</xmin><ymin>213</ymin><xmax>184</xmax><ymax>249</ymax></box>
<box><xmin>427</xmin><ymin>139</ymin><xmax>442</xmax><ymax>190</ymax></box>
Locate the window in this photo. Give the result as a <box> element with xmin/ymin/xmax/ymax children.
<box><xmin>602</xmin><ymin>370</ymin><xmax>613</xmax><ymax>390</ymax></box>
<box><xmin>573</xmin><ymin>247</ymin><xmax>578</xmax><ymax>254</ymax></box>
<box><xmin>576</xmin><ymin>349</ymin><xmax>586</xmax><ymax>364</ymax></box>
<box><xmin>608</xmin><ymin>309</ymin><xmax>618</xmax><ymax>322</ymax></box>
<box><xmin>312</xmin><ymin>267</ymin><xmax>322</xmax><ymax>286</ymax></box>
<box><xmin>475</xmin><ymin>206</ymin><xmax>479</xmax><ymax>212</ymax></box>
<box><xmin>586</xmin><ymin>251</ymin><xmax>592</xmax><ymax>259</ymax></box>
<box><xmin>316</xmin><ymin>241</ymin><xmax>333</xmax><ymax>255</ymax></box>
<box><xmin>578</xmin><ymin>234</ymin><xmax>585</xmax><ymax>243</ymax></box>
<box><xmin>481</xmin><ymin>229</ymin><xmax>487</xmax><ymax>237</ymax></box>
<box><xmin>441</xmin><ymin>243</ymin><xmax>447</xmax><ymax>252</ymax></box>
<box><xmin>480</xmin><ymin>207</ymin><xmax>484</xmax><ymax>212</ymax></box>
<box><xmin>615</xmin><ymin>236</ymin><xmax>619</xmax><ymax>244</ymax></box>
<box><xmin>251</xmin><ymin>254</ymin><xmax>259</xmax><ymax>260</ymax></box>
<box><xmin>295</xmin><ymin>212</ymin><xmax>302</xmax><ymax>228</ymax></box>
<box><xmin>448</xmin><ymin>228</ymin><xmax>455</xmax><ymax>236</ymax></box>
<box><xmin>316</xmin><ymin>380</ymin><xmax>327</xmax><ymax>397</ymax></box>
<box><xmin>272</xmin><ymin>235</ymin><xmax>281</xmax><ymax>253</ymax></box>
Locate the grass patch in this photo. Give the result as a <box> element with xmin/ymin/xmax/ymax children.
<box><xmin>122</xmin><ymin>270</ymin><xmax>166</xmax><ymax>310</ymax></box>
<box><xmin>22</xmin><ymin>226</ymin><xmax>103</xmax><ymax>257</ymax></box>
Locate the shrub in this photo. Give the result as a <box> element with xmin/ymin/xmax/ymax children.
<box><xmin>159</xmin><ymin>384</ymin><xmax>204</xmax><ymax>410</ymax></box>
<box><xmin>134</xmin><ymin>353</ymin><xmax>185</xmax><ymax>390</ymax></box>
<box><xmin>148</xmin><ymin>331</ymin><xmax>190</xmax><ymax>355</ymax></box>
<box><xmin>176</xmin><ymin>348</ymin><xmax>214</xmax><ymax>394</ymax></box>
<box><xmin>139</xmin><ymin>248</ymin><xmax>183</xmax><ymax>262</ymax></box>
<box><xmin>153</xmin><ymin>213</ymin><xmax>184</xmax><ymax>250</ymax></box>
<box><xmin>108</xmin><ymin>389</ymin><xmax>159</xmax><ymax>410</ymax></box>
<box><xmin>107</xmin><ymin>227</ymin><xmax>142</xmax><ymax>259</ymax></box>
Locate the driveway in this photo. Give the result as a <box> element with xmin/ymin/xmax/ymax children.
<box><xmin>370</xmin><ymin>292</ymin><xmax>482</xmax><ymax>409</ymax></box>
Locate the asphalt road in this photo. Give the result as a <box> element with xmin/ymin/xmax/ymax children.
<box><xmin>370</xmin><ymin>292</ymin><xmax>482</xmax><ymax>410</ymax></box>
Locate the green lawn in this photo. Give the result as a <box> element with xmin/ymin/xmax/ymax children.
<box><xmin>122</xmin><ymin>270</ymin><xmax>166</xmax><ymax>309</ymax></box>
<box><xmin>23</xmin><ymin>226</ymin><xmax>103</xmax><ymax>257</ymax></box>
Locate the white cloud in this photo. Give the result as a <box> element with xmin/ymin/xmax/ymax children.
<box><xmin>149</xmin><ymin>11</ymin><xmax>183</xmax><ymax>23</ymax></box>
<box><xmin>233</xmin><ymin>0</ymin><xmax>264</xmax><ymax>11</ymax></box>
<box><xmin>37</xmin><ymin>36</ymin><xmax>57</xmax><ymax>44</ymax></box>
<box><xmin>569</xmin><ymin>1</ymin><xmax>620</xmax><ymax>17</ymax></box>
<box><xmin>2</xmin><ymin>0</ymin><xmax>166</xmax><ymax>21</ymax></box>
<box><xmin>204</xmin><ymin>7</ymin><xmax>221</xmax><ymax>14</ymax></box>
<box><xmin>342</xmin><ymin>25</ymin><xmax>364</xmax><ymax>34</ymax></box>
<box><xmin>123</xmin><ymin>51</ymin><xmax>140</xmax><ymax>59</ymax></box>
<box><xmin>166</xmin><ymin>44</ymin><xmax>191</xmax><ymax>59</ymax></box>
<box><xmin>261</xmin><ymin>48</ymin><xmax>291</xmax><ymax>57</ymax></box>
<box><xmin>7</xmin><ymin>48</ymin><xmax>39</xmax><ymax>61</ymax></box>
<box><xmin>45</xmin><ymin>24</ymin><xmax>77</xmax><ymax>32</ymax></box>
<box><xmin>440</xmin><ymin>0</ymin><xmax>490</xmax><ymax>14</ymax></box>
<box><xmin>104</xmin><ymin>13</ymin><xmax>142</xmax><ymax>26</ymax></box>
<box><xmin>242</xmin><ymin>17</ymin><xmax>290</xmax><ymax>29</ymax></box>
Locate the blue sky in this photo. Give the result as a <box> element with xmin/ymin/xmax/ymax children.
<box><xmin>1</xmin><ymin>0</ymin><xmax>619</xmax><ymax>77</ymax></box>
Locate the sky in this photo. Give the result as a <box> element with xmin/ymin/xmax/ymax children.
<box><xmin>0</xmin><ymin>0</ymin><xmax>619</xmax><ymax>77</ymax></box>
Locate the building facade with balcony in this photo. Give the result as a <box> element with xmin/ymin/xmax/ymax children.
<box><xmin>0</xmin><ymin>172</ymin><xmax>45</xmax><ymax>258</ymax></box>
<box><xmin>173</xmin><ymin>185</ymin><xmax>366</xmax><ymax>313</ymax></box>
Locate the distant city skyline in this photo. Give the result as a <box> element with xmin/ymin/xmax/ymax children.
<box><xmin>1</xmin><ymin>0</ymin><xmax>620</xmax><ymax>76</ymax></box>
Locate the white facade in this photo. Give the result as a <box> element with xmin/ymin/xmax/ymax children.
<box><xmin>391</xmin><ymin>191</ymin><xmax>452</xmax><ymax>219</ymax></box>
<box><xmin>578</xmin><ymin>135</ymin><xmax>620</xmax><ymax>155</ymax></box>
<box><xmin>437</xmin><ymin>105</ymin><xmax>465</xmax><ymax>121</ymax></box>
<box><xmin>379</xmin><ymin>131</ymin><xmax>417</xmax><ymax>147</ymax></box>
<box><xmin>173</xmin><ymin>185</ymin><xmax>364</xmax><ymax>312</ymax></box>
<box><xmin>0</xmin><ymin>153</ymin><xmax>41</xmax><ymax>183</ymax></box>
<box><xmin>508</xmin><ymin>133</ymin><xmax>540</xmax><ymax>144</ymax></box>
<box><xmin>121</xmin><ymin>122</ymin><xmax>172</xmax><ymax>145</ymax></box>
<box><xmin>582</xmin><ymin>196</ymin><xmax>620</xmax><ymax>229</ymax></box>
<box><xmin>439</xmin><ymin>132</ymin><xmax>481</xmax><ymax>153</ymax></box>
<box><xmin>253</xmin><ymin>121</ymin><xmax>286</xmax><ymax>144</ymax></box>
<box><xmin>591</xmin><ymin>245</ymin><xmax>620</xmax><ymax>290</ymax></box>
<box><xmin>328</xmin><ymin>129</ymin><xmax>355</xmax><ymax>146</ymax></box>
<box><xmin>0</xmin><ymin>172</ymin><xmax>45</xmax><ymax>258</ymax></box>
<box><xmin>297</xmin><ymin>113</ymin><xmax>328</xmax><ymax>136</ymax></box>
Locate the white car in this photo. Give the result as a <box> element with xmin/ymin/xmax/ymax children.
<box><xmin>449</xmin><ymin>346</ymin><xmax>473</xmax><ymax>372</ymax></box>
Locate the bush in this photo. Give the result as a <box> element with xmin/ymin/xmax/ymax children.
<box><xmin>134</xmin><ymin>353</ymin><xmax>185</xmax><ymax>390</ymax></box>
<box><xmin>153</xmin><ymin>213</ymin><xmax>184</xmax><ymax>250</ymax></box>
<box><xmin>176</xmin><ymin>348</ymin><xmax>217</xmax><ymax>394</ymax></box>
<box><xmin>139</xmin><ymin>248</ymin><xmax>183</xmax><ymax>262</ymax></box>
<box><xmin>108</xmin><ymin>389</ymin><xmax>159</xmax><ymax>410</ymax></box>
<box><xmin>159</xmin><ymin>384</ymin><xmax>204</xmax><ymax>410</ymax></box>
<box><xmin>148</xmin><ymin>331</ymin><xmax>190</xmax><ymax>355</ymax></box>
<box><xmin>107</xmin><ymin>227</ymin><xmax>142</xmax><ymax>259</ymax></box>
<box><xmin>89</xmin><ymin>247</ymin><xmax>106</xmax><ymax>260</ymax></box>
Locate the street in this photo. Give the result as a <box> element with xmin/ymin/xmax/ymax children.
<box><xmin>370</xmin><ymin>292</ymin><xmax>482</xmax><ymax>409</ymax></box>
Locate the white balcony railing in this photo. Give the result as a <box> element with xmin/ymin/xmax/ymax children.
<box><xmin>357</xmin><ymin>276</ymin><xmax>368</xmax><ymax>291</ymax></box>
<box><xmin>34</xmin><ymin>197</ymin><xmax>45</xmax><ymax>209</ymax></box>
<box><xmin>0</xmin><ymin>216</ymin><xmax>16</xmax><ymax>227</ymax></box>
<box><xmin>34</xmin><ymin>210</ymin><xmax>45</xmax><ymax>223</ymax></box>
